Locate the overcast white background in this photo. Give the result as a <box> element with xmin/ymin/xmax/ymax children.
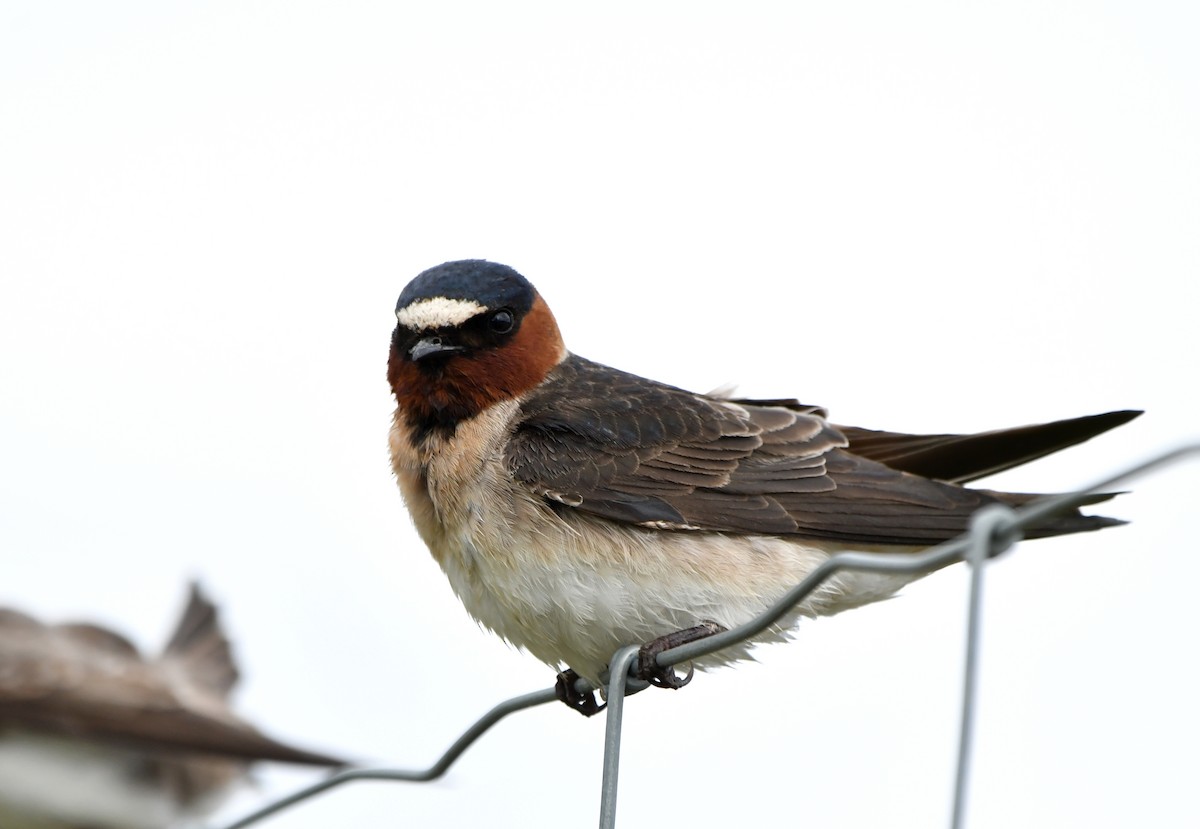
<box><xmin>2</xmin><ymin>2</ymin><xmax>1198</xmax><ymax>827</ymax></box>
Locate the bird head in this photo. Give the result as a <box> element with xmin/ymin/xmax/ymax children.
<box><xmin>388</xmin><ymin>260</ymin><xmax>566</xmax><ymax>437</ymax></box>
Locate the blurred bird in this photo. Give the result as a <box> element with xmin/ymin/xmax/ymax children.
<box><xmin>0</xmin><ymin>584</ymin><xmax>344</xmax><ymax>829</ymax></box>
<box><xmin>387</xmin><ymin>260</ymin><xmax>1139</xmax><ymax>712</ymax></box>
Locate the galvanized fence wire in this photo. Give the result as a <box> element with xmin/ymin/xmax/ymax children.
<box><xmin>217</xmin><ymin>443</ymin><xmax>1200</xmax><ymax>829</ymax></box>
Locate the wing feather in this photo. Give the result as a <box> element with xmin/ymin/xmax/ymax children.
<box><xmin>507</xmin><ymin>355</ymin><xmax>1123</xmax><ymax>544</ymax></box>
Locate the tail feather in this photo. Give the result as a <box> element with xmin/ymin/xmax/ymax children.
<box><xmin>162</xmin><ymin>582</ymin><xmax>239</xmax><ymax>696</ymax></box>
<box><xmin>982</xmin><ymin>488</ymin><xmax>1129</xmax><ymax>538</ymax></box>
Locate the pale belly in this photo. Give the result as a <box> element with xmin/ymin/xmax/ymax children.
<box><xmin>414</xmin><ymin>483</ymin><xmax>920</xmax><ymax>684</ymax></box>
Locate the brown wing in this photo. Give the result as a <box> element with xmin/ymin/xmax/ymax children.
<box><xmin>507</xmin><ymin>355</ymin><xmax>1125</xmax><ymax>544</ymax></box>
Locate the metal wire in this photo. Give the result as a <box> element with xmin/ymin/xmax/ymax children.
<box><xmin>219</xmin><ymin>688</ymin><xmax>559</xmax><ymax>829</ymax></box>
<box><xmin>599</xmin><ymin>646</ymin><xmax>646</xmax><ymax>827</ymax></box>
<box><xmin>215</xmin><ymin>442</ymin><xmax>1200</xmax><ymax>829</ymax></box>
<box><xmin>950</xmin><ymin>505</ymin><xmax>1012</xmax><ymax>829</ymax></box>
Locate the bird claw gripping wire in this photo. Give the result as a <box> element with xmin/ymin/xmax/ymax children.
<box><xmin>635</xmin><ymin>621</ymin><xmax>726</xmax><ymax>689</ymax></box>
<box><xmin>555</xmin><ymin>669</ymin><xmax>606</xmax><ymax>717</ymax></box>
<box><xmin>555</xmin><ymin>621</ymin><xmax>728</xmax><ymax>715</ymax></box>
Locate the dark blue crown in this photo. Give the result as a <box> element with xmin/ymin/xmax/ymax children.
<box><xmin>397</xmin><ymin>260</ymin><xmax>535</xmax><ymax>314</ymax></box>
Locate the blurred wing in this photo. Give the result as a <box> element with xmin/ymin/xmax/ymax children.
<box><xmin>0</xmin><ymin>607</ymin><xmax>343</xmax><ymax>766</ymax></box>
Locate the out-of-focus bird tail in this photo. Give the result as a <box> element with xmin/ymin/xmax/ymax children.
<box><xmin>162</xmin><ymin>582</ymin><xmax>239</xmax><ymax>696</ymax></box>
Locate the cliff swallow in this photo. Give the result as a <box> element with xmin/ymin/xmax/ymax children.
<box><xmin>0</xmin><ymin>584</ymin><xmax>344</xmax><ymax>829</ymax></box>
<box><xmin>387</xmin><ymin>260</ymin><xmax>1138</xmax><ymax>712</ymax></box>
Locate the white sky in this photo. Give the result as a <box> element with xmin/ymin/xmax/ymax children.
<box><xmin>2</xmin><ymin>2</ymin><xmax>1198</xmax><ymax>827</ymax></box>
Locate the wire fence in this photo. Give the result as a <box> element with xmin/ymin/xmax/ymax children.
<box><xmin>216</xmin><ymin>443</ymin><xmax>1200</xmax><ymax>829</ymax></box>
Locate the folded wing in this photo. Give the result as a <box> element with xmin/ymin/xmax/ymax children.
<box><xmin>508</xmin><ymin>356</ymin><xmax>1132</xmax><ymax>545</ymax></box>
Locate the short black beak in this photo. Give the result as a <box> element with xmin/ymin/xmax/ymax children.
<box><xmin>409</xmin><ymin>336</ymin><xmax>464</xmax><ymax>362</ymax></box>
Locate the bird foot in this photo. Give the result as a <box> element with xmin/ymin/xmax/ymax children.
<box><xmin>555</xmin><ymin>621</ymin><xmax>727</xmax><ymax>713</ymax></box>
<box><xmin>555</xmin><ymin>668</ymin><xmax>606</xmax><ymax>717</ymax></box>
<box><xmin>635</xmin><ymin>621</ymin><xmax>726</xmax><ymax>689</ymax></box>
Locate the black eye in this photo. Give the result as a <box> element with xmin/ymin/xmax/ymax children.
<box><xmin>488</xmin><ymin>309</ymin><xmax>515</xmax><ymax>334</ymax></box>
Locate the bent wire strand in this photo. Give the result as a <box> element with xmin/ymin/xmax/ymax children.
<box><xmin>219</xmin><ymin>688</ymin><xmax>559</xmax><ymax>829</ymax></box>
<box><xmin>619</xmin><ymin>443</ymin><xmax>1199</xmax><ymax>829</ymax></box>
<box><xmin>216</xmin><ymin>443</ymin><xmax>1200</xmax><ymax>829</ymax></box>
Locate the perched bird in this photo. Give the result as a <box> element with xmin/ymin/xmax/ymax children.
<box><xmin>0</xmin><ymin>584</ymin><xmax>344</xmax><ymax>829</ymax></box>
<box><xmin>387</xmin><ymin>260</ymin><xmax>1138</xmax><ymax>710</ymax></box>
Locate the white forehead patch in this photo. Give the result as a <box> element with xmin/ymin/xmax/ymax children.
<box><xmin>396</xmin><ymin>297</ymin><xmax>487</xmax><ymax>330</ymax></box>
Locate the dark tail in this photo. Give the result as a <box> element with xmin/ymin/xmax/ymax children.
<box><xmin>162</xmin><ymin>581</ymin><xmax>239</xmax><ymax>696</ymax></box>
